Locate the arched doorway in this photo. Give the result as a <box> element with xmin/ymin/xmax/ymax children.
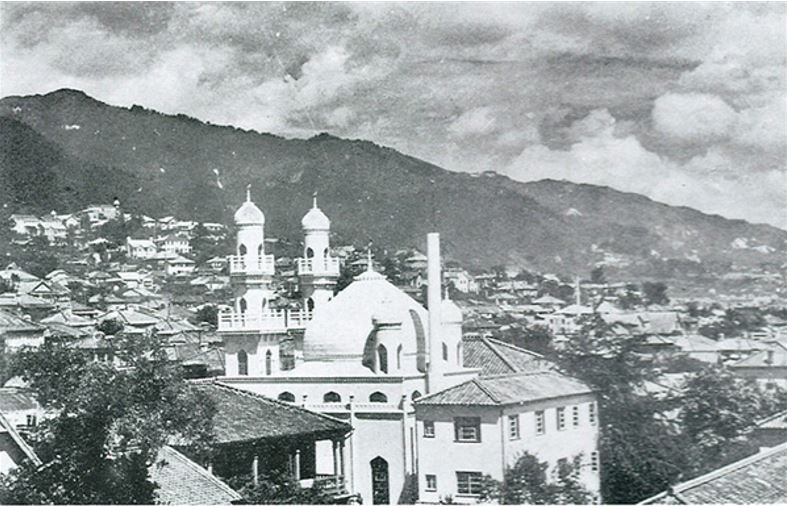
<box><xmin>370</xmin><ymin>457</ymin><xmax>389</xmax><ymax>505</ymax></box>
<box><xmin>265</xmin><ymin>349</ymin><xmax>272</xmax><ymax>376</ymax></box>
<box><xmin>237</xmin><ymin>350</ymin><xmax>248</xmax><ymax>376</ymax></box>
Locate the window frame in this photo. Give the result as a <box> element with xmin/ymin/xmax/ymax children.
<box><xmin>535</xmin><ymin>410</ymin><xmax>546</xmax><ymax>435</ymax></box>
<box><xmin>456</xmin><ymin>471</ymin><xmax>483</xmax><ymax>496</ymax></box>
<box><xmin>572</xmin><ymin>405</ymin><xmax>580</xmax><ymax>427</ymax></box>
<box><xmin>556</xmin><ymin>406</ymin><xmax>566</xmax><ymax>431</ymax></box>
<box><xmin>425</xmin><ymin>474</ymin><xmax>437</xmax><ymax>492</ymax></box>
<box><xmin>508</xmin><ymin>414</ymin><xmax>520</xmax><ymax>440</ymax></box>
<box><xmin>590</xmin><ymin>451</ymin><xmax>600</xmax><ymax>472</ymax></box>
<box><xmin>454</xmin><ymin>417</ymin><xmax>482</xmax><ymax>443</ymax></box>
<box><xmin>423</xmin><ymin>420</ymin><xmax>435</xmax><ymax>438</ymax></box>
<box><xmin>589</xmin><ymin>402</ymin><xmax>597</xmax><ymax>425</ymax></box>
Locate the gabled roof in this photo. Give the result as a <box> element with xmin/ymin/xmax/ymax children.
<box><xmin>190</xmin><ymin>381</ymin><xmax>351</xmax><ymax>444</ymax></box>
<box><xmin>150</xmin><ymin>445</ymin><xmax>241</xmax><ymax>505</ymax></box>
<box><xmin>40</xmin><ymin>310</ymin><xmax>94</xmax><ymax>327</ymax></box>
<box><xmin>0</xmin><ymin>309</ymin><xmax>41</xmax><ymax>332</ymax></box>
<box><xmin>0</xmin><ymin>387</ymin><xmax>40</xmax><ymax>413</ymax></box>
<box><xmin>730</xmin><ymin>349</ymin><xmax>787</xmax><ymax>368</ymax></box>
<box><xmin>462</xmin><ymin>335</ymin><xmax>552</xmax><ymax>376</ymax></box>
<box><xmin>639</xmin><ymin>441</ymin><xmax>787</xmax><ymax>504</ymax></box>
<box><xmin>756</xmin><ymin>409</ymin><xmax>787</xmax><ymax>430</ymax></box>
<box><xmin>415</xmin><ymin>370</ymin><xmax>593</xmax><ymax>407</ymax></box>
<box><xmin>98</xmin><ymin>308</ymin><xmax>159</xmax><ymax>327</ymax></box>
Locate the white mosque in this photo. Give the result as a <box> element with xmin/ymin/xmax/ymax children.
<box><xmin>216</xmin><ymin>190</ymin><xmax>600</xmax><ymax>504</ymax></box>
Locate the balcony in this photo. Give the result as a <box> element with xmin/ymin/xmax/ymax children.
<box><xmin>297</xmin><ymin>257</ymin><xmax>340</xmax><ymax>276</ymax></box>
<box><xmin>228</xmin><ymin>254</ymin><xmax>275</xmax><ymax>276</ymax></box>
<box><xmin>218</xmin><ymin>308</ymin><xmax>312</xmax><ymax>332</ymax></box>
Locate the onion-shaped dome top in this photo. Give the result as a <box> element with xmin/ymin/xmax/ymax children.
<box><xmin>301</xmin><ymin>196</ymin><xmax>330</xmax><ymax>231</ymax></box>
<box><xmin>441</xmin><ymin>297</ymin><xmax>463</xmax><ymax>324</ymax></box>
<box><xmin>234</xmin><ymin>187</ymin><xmax>265</xmax><ymax>225</ymax></box>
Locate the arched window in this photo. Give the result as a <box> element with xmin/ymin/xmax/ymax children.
<box><xmin>377</xmin><ymin>344</ymin><xmax>388</xmax><ymax>374</ymax></box>
<box><xmin>442</xmin><ymin>342</ymin><xmax>448</xmax><ymax>361</ymax></box>
<box><xmin>278</xmin><ymin>392</ymin><xmax>295</xmax><ymax>403</ymax></box>
<box><xmin>265</xmin><ymin>350</ymin><xmax>272</xmax><ymax>376</ymax></box>
<box><xmin>369</xmin><ymin>392</ymin><xmax>388</xmax><ymax>403</ymax></box>
<box><xmin>257</xmin><ymin>244</ymin><xmax>263</xmax><ymax>257</ymax></box>
<box><xmin>237</xmin><ymin>350</ymin><xmax>248</xmax><ymax>376</ymax></box>
<box><xmin>410</xmin><ymin>310</ymin><xmax>427</xmax><ymax>373</ymax></box>
<box><xmin>411</xmin><ymin>390</ymin><xmax>422</xmax><ymax>401</ymax></box>
<box><xmin>306</xmin><ymin>247</ymin><xmax>315</xmax><ymax>259</ymax></box>
<box><xmin>397</xmin><ymin>344</ymin><xmax>403</xmax><ymax>370</ymax></box>
<box><xmin>239</xmin><ymin>298</ymin><xmax>247</xmax><ymax>314</ymax></box>
<box><xmin>307</xmin><ymin>297</ymin><xmax>315</xmax><ymax>312</ymax></box>
<box><xmin>323</xmin><ymin>247</ymin><xmax>329</xmax><ymax>258</ymax></box>
<box><xmin>239</xmin><ymin>244</ymin><xmax>247</xmax><ymax>256</ymax></box>
<box><xmin>456</xmin><ymin>342</ymin><xmax>463</xmax><ymax>365</ymax></box>
<box><xmin>323</xmin><ymin>391</ymin><xmax>341</xmax><ymax>403</ymax></box>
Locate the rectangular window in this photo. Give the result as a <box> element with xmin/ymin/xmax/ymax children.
<box><xmin>426</xmin><ymin>474</ymin><xmax>437</xmax><ymax>492</ymax></box>
<box><xmin>591</xmin><ymin>451</ymin><xmax>600</xmax><ymax>472</ymax></box>
<box><xmin>456</xmin><ymin>471</ymin><xmax>483</xmax><ymax>495</ymax></box>
<box><xmin>589</xmin><ymin>402</ymin><xmax>597</xmax><ymax>425</ymax></box>
<box><xmin>535</xmin><ymin>410</ymin><xmax>545</xmax><ymax>435</ymax></box>
<box><xmin>424</xmin><ymin>420</ymin><xmax>435</xmax><ymax>438</ymax></box>
<box><xmin>557</xmin><ymin>407</ymin><xmax>566</xmax><ymax>430</ymax></box>
<box><xmin>572</xmin><ymin>405</ymin><xmax>580</xmax><ymax>427</ymax></box>
<box><xmin>26</xmin><ymin>415</ymin><xmax>37</xmax><ymax>427</ymax></box>
<box><xmin>508</xmin><ymin>414</ymin><xmax>520</xmax><ymax>440</ymax></box>
<box><xmin>454</xmin><ymin>417</ymin><xmax>481</xmax><ymax>442</ymax></box>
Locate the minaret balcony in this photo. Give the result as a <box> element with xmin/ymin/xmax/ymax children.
<box><xmin>228</xmin><ymin>254</ymin><xmax>276</xmax><ymax>276</ymax></box>
<box><xmin>218</xmin><ymin>308</ymin><xmax>313</xmax><ymax>332</ymax></box>
<box><xmin>297</xmin><ymin>257</ymin><xmax>340</xmax><ymax>276</ymax></box>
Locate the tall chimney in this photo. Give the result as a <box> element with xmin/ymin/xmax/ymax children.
<box><xmin>427</xmin><ymin>233</ymin><xmax>443</xmax><ymax>393</ymax></box>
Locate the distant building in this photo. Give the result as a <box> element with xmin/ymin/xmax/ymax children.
<box><xmin>126</xmin><ymin>238</ymin><xmax>157</xmax><ymax>259</ymax></box>
<box><xmin>444</xmin><ymin>269</ymin><xmax>478</xmax><ymax>294</ymax></box>
<box><xmin>0</xmin><ymin>412</ymin><xmax>41</xmax><ymax>475</ymax></box>
<box><xmin>158</xmin><ymin>233</ymin><xmax>192</xmax><ymax>256</ymax></box>
<box><xmin>167</xmin><ymin>256</ymin><xmax>196</xmax><ymax>276</ymax></box>
<box><xmin>729</xmin><ymin>348</ymin><xmax>787</xmax><ymax>388</ymax></box>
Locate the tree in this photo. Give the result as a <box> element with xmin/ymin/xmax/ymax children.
<box><xmin>618</xmin><ymin>284</ymin><xmax>642</xmax><ymax>310</ymax></box>
<box><xmin>642</xmin><ymin>281</ymin><xmax>669</xmax><ymax>306</ymax></box>
<box><xmin>590</xmin><ymin>266</ymin><xmax>606</xmax><ymax>284</ymax></box>
<box><xmin>97</xmin><ymin>318</ymin><xmax>125</xmax><ymax>336</ymax></box>
<box><xmin>335</xmin><ymin>264</ymin><xmax>355</xmax><ymax>293</ymax></box>
<box><xmin>231</xmin><ymin>469</ymin><xmax>331</xmax><ymax>504</ymax></box>
<box><xmin>195</xmin><ymin>305</ymin><xmax>219</xmax><ymax>327</ymax></box>
<box><xmin>479</xmin><ymin>452</ymin><xmax>594</xmax><ymax>504</ymax></box>
<box><xmin>0</xmin><ymin>337</ymin><xmax>216</xmax><ymax>504</ymax></box>
<box><xmin>677</xmin><ymin>366</ymin><xmax>787</xmax><ymax>476</ymax></box>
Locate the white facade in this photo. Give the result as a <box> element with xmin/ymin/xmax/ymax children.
<box><xmin>126</xmin><ymin>238</ymin><xmax>157</xmax><ymax>259</ymax></box>
<box><xmin>298</xmin><ymin>196</ymin><xmax>339</xmax><ymax>310</ymax></box>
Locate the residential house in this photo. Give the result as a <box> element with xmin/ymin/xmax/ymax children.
<box><xmin>167</xmin><ymin>256</ymin><xmax>196</xmax><ymax>277</ymax></box>
<box><xmin>205</xmin><ymin>257</ymin><xmax>228</xmax><ymax>272</ymax></box>
<box><xmin>729</xmin><ymin>348</ymin><xmax>787</xmax><ymax>388</ymax></box>
<box><xmin>9</xmin><ymin>214</ymin><xmax>42</xmax><ymax>237</ymax></box>
<box><xmin>150</xmin><ymin>445</ymin><xmax>242</xmax><ymax>505</ymax></box>
<box><xmin>752</xmin><ymin>410</ymin><xmax>787</xmax><ymax>450</ymax></box>
<box><xmin>0</xmin><ymin>388</ymin><xmax>45</xmax><ymax>433</ymax></box>
<box><xmin>444</xmin><ymin>269</ymin><xmax>478</xmax><ymax>294</ymax></box>
<box><xmin>0</xmin><ymin>412</ymin><xmax>41</xmax><ymax>475</ymax></box>
<box><xmin>126</xmin><ymin>238</ymin><xmax>157</xmax><ymax>259</ymax></box>
<box><xmin>158</xmin><ymin>233</ymin><xmax>192</xmax><ymax>256</ymax></box>
<box><xmin>0</xmin><ymin>309</ymin><xmax>44</xmax><ymax>350</ymax></box>
<box><xmin>415</xmin><ymin>370</ymin><xmax>600</xmax><ymax>503</ymax></box>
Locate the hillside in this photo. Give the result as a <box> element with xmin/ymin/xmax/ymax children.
<box><xmin>1</xmin><ymin>89</ymin><xmax>785</xmax><ymax>277</ymax></box>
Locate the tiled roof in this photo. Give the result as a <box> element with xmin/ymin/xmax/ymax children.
<box><xmin>190</xmin><ymin>381</ymin><xmax>351</xmax><ymax>444</ymax></box>
<box><xmin>0</xmin><ymin>388</ymin><xmax>39</xmax><ymax>412</ymax></box>
<box><xmin>462</xmin><ymin>336</ymin><xmax>552</xmax><ymax>376</ymax></box>
<box><xmin>151</xmin><ymin>445</ymin><xmax>242</xmax><ymax>505</ymax></box>
<box><xmin>639</xmin><ymin>441</ymin><xmax>787</xmax><ymax>504</ymax></box>
<box><xmin>415</xmin><ymin>370</ymin><xmax>593</xmax><ymax>406</ymax></box>
<box><xmin>730</xmin><ymin>349</ymin><xmax>787</xmax><ymax>368</ymax></box>
<box><xmin>0</xmin><ymin>309</ymin><xmax>41</xmax><ymax>332</ymax></box>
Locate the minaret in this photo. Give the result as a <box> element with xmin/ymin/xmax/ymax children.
<box><xmin>298</xmin><ymin>194</ymin><xmax>339</xmax><ymax>311</ymax></box>
<box><xmin>222</xmin><ymin>186</ymin><xmax>280</xmax><ymax>377</ymax></box>
<box><xmin>426</xmin><ymin>233</ymin><xmax>444</xmax><ymax>393</ymax></box>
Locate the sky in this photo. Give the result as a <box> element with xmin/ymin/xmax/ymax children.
<box><xmin>2</xmin><ymin>2</ymin><xmax>785</xmax><ymax>228</ymax></box>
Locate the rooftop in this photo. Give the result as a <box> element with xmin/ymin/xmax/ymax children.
<box><xmin>639</xmin><ymin>441</ymin><xmax>787</xmax><ymax>504</ymax></box>
<box><xmin>462</xmin><ymin>335</ymin><xmax>552</xmax><ymax>376</ymax></box>
<box><xmin>415</xmin><ymin>370</ymin><xmax>593</xmax><ymax>407</ymax></box>
<box><xmin>150</xmin><ymin>445</ymin><xmax>242</xmax><ymax>505</ymax></box>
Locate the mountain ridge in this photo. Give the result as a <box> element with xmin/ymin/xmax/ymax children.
<box><xmin>1</xmin><ymin>88</ymin><xmax>785</xmax><ymax>277</ymax></box>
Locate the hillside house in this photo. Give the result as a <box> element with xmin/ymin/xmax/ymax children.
<box><xmin>158</xmin><ymin>233</ymin><xmax>192</xmax><ymax>256</ymax></box>
<box><xmin>126</xmin><ymin>238</ymin><xmax>157</xmax><ymax>259</ymax></box>
<box><xmin>167</xmin><ymin>256</ymin><xmax>196</xmax><ymax>276</ymax></box>
<box><xmin>444</xmin><ymin>269</ymin><xmax>478</xmax><ymax>294</ymax></box>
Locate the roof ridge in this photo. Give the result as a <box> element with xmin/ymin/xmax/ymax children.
<box><xmin>0</xmin><ymin>412</ymin><xmax>41</xmax><ymax>466</ymax></box>
<box><xmin>471</xmin><ymin>377</ymin><xmax>501</xmax><ymax>404</ymax></box>
<box><xmin>484</xmin><ymin>336</ymin><xmax>545</xmax><ymax>358</ymax></box>
<box><xmin>479</xmin><ymin>336</ymin><xmax>519</xmax><ymax>372</ymax></box>
<box><xmin>755</xmin><ymin>408</ymin><xmax>787</xmax><ymax>426</ymax></box>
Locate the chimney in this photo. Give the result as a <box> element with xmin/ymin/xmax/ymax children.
<box><xmin>427</xmin><ymin>233</ymin><xmax>443</xmax><ymax>393</ymax></box>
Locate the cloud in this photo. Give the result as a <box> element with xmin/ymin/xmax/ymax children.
<box><xmin>448</xmin><ymin>107</ymin><xmax>497</xmax><ymax>137</ymax></box>
<box><xmin>652</xmin><ymin>93</ymin><xmax>737</xmax><ymax>143</ymax></box>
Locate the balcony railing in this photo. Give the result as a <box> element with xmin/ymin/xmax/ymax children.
<box><xmin>228</xmin><ymin>254</ymin><xmax>275</xmax><ymax>275</ymax></box>
<box><xmin>297</xmin><ymin>257</ymin><xmax>340</xmax><ymax>276</ymax></box>
<box><xmin>218</xmin><ymin>308</ymin><xmax>312</xmax><ymax>332</ymax></box>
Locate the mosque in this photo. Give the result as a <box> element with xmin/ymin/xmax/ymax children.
<box><xmin>216</xmin><ymin>190</ymin><xmax>600</xmax><ymax>504</ymax></box>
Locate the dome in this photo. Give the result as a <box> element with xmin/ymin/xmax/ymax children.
<box><xmin>234</xmin><ymin>201</ymin><xmax>265</xmax><ymax>226</ymax></box>
<box><xmin>441</xmin><ymin>298</ymin><xmax>463</xmax><ymax>324</ymax></box>
<box><xmin>301</xmin><ymin>198</ymin><xmax>330</xmax><ymax>231</ymax></box>
<box><xmin>303</xmin><ymin>272</ymin><xmax>429</xmax><ymax>362</ymax></box>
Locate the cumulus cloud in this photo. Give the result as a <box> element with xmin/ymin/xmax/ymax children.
<box><xmin>0</xmin><ymin>2</ymin><xmax>784</xmax><ymax>226</ymax></box>
<box><xmin>652</xmin><ymin>93</ymin><xmax>737</xmax><ymax>143</ymax></box>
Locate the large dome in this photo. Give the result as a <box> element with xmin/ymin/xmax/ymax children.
<box><xmin>234</xmin><ymin>200</ymin><xmax>265</xmax><ymax>226</ymax></box>
<box><xmin>301</xmin><ymin>206</ymin><xmax>330</xmax><ymax>231</ymax></box>
<box><xmin>302</xmin><ymin>270</ymin><xmax>429</xmax><ymax>362</ymax></box>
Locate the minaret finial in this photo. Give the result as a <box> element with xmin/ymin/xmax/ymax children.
<box><xmin>367</xmin><ymin>242</ymin><xmax>373</xmax><ymax>272</ymax></box>
<box><xmin>444</xmin><ymin>285</ymin><xmax>450</xmax><ymax>300</ymax></box>
<box><xmin>312</xmin><ymin>191</ymin><xmax>318</xmax><ymax>209</ymax></box>
<box><xmin>246</xmin><ymin>184</ymin><xmax>251</xmax><ymax>202</ymax></box>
